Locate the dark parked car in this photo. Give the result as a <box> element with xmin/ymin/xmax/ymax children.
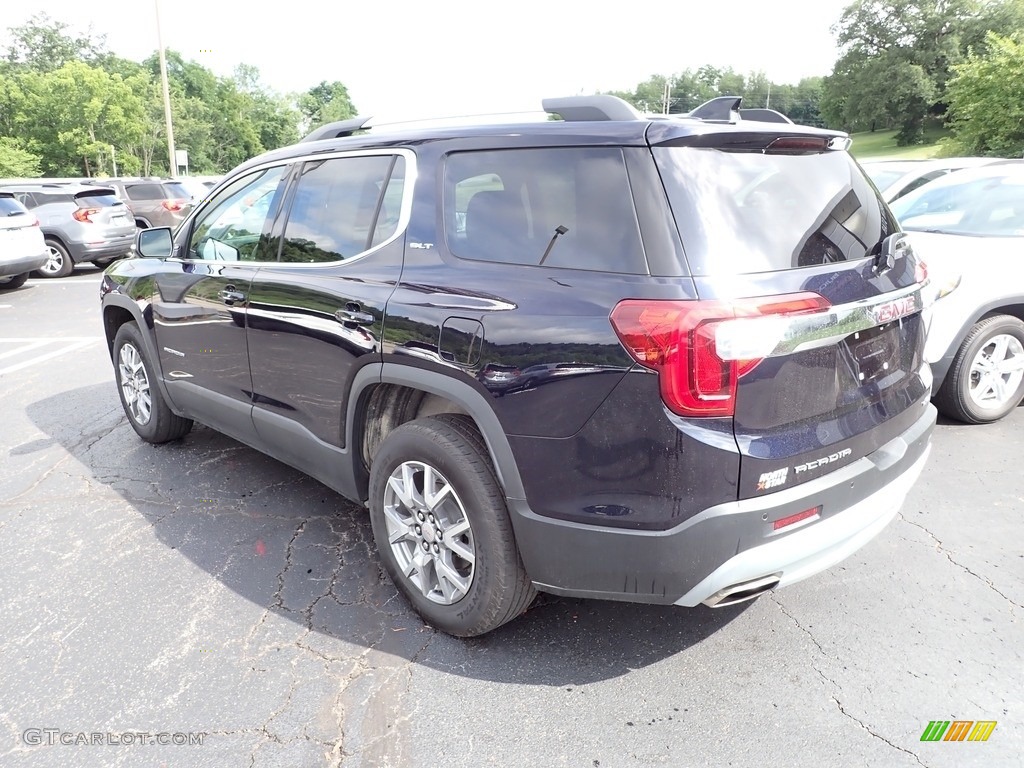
<box><xmin>103</xmin><ymin>177</ymin><xmax>194</xmax><ymax>230</ymax></box>
<box><xmin>100</xmin><ymin>95</ymin><xmax>936</xmax><ymax>637</ymax></box>
<box><xmin>0</xmin><ymin>183</ymin><xmax>135</xmax><ymax>277</ymax></box>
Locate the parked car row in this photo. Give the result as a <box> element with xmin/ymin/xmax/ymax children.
<box><xmin>0</xmin><ymin>176</ymin><xmax>220</xmax><ymax>279</ymax></box>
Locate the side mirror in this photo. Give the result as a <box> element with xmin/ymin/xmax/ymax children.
<box><xmin>137</xmin><ymin>227</ymin><xmax>173</xmax><ymax>259</ymax></box>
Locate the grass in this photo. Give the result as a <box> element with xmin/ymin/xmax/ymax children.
<box><xmin>849</xmin><ymin>126</ymin><xmax>951</xmax><ymax>160</ymax></box>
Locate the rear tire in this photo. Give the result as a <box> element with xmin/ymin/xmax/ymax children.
<box><xmin>36</xmin><ymin>239</ymin><xmax>74</xmax><ymax>278</ymax></box>
<box><xmin>368</xmin><ymin>414</ymin><xmax>535</xmax><ymax>637</ymax></box>
<box><xmin>112</xmin><ymin>322</ymin><xmax>193</xmax><ymax>443</ymax></box>
<box><xmin>0</xmin><ymin>272</ymin><xmax>29</xmax><ymax>289</ymax></box>
<box><xmin>934</xmin><ymin>315</ymin><xmax>1024</xmax><ymax>424</ymax></box>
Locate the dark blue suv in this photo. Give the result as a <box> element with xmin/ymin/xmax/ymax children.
<box><xmin>100</xmin><ymin>95</ymin><xmax>937</xmax><ymax>636</ymax></box>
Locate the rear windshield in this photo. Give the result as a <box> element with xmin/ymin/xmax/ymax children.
<box><xmin>162</xmin><ymin>182</ymin><xmax>191</xmax><ymax>200</ymax></box>
<box><xmin>75</xmin><ymin>190</ymin><xmax>123</xmax><ymax>207</ymax></box>
<box><xmin>0</xmin><ymin>195</ymin><xmax>27</xmax><ymax>216</ymax></box>
<box><xmin>655</xmin><ymin>147</ymin><xmax>897</xmax><ymax>275</ymax></box>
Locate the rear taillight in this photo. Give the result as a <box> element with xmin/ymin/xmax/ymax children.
<box><xmin>73</xmin><ymin>207</ymin><xmax>99</xmax><ymax>223</ymax></box>
<box><xmin>28</xmin><ymin>216</ymin><xmax>40</xmax><ymax>227</ymax></box>
<box><xmin>161</xmin><ymin>199</ymin><xmax>186</xmax><ymax>212</ymax></box>
<box><xmin>609</xmin><ymin>293</ymin><xmax>831</xmax><ymax>417</ymax></box>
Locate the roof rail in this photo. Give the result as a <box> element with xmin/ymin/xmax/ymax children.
<box><xmin>542</xmin><ymin>95</ymin><xmax>643</xmax><ymax>122</ymax></box>
<box><xmin>299</xmin><ymin>115</ymin><xmax>374</xmax><ymax>143</ymax></box>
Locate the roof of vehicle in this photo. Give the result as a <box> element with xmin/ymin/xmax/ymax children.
<box><xmin>233</xmin><ymin>94</ymin><xmax>847</xmax><ymax>176</ymax></box>
<box><xmin>0</xmin><ymin>182</ymin><xmax>117</xmax><ymax>193</ymax></box>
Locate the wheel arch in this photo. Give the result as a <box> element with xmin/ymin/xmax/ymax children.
<box><xmin>347</xmin><ymin>363</ymin><xmax>527</xmax><ymax>504</ymax></box>
<box><xmin>933</xmin><ymin>297</ymin><xmax>1024</xmax><ymax>390</ymax></box>
<box><xmin>102</xmin><ymin>296</ymin><xmax>182</xmax><ymax>416</ymax></box>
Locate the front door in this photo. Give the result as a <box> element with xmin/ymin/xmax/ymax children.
<box><xmin>152</xmin><ymin>164</ymin><xmax>290</xmax><ymax>440</ymax></box>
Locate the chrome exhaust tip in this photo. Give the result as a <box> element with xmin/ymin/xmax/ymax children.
<box><xmin>702</xmin><ymin>573</ymin><xmax>782</xmax><ymax>608</ymax></box>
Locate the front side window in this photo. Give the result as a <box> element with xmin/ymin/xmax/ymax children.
<box><xmin>444</xmin><ymin>148</ymin><xmax>648</xmax><ymax>274</ymax></box>
<box><xmin>278</xmin><ymin>154</ymin><xmax>403</xmax><ymax>264</ymax></box>
<box><xmin>187</xmin><ymin>165</ymin><xmax>288</xmax><ymax>261</ymax></box>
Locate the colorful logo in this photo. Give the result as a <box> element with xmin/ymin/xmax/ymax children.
<box><xmin>920</xmin><ymin>721</ymin><xmax>997</xmax><ymax>742</ymax></box>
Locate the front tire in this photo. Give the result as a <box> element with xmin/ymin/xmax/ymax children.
<box><xmin>368</xmin><ymin>414</ymin><xmax>535</xmax><ymax>637</ymax></box>
<box><xmin>0</xmin><ymin>272</ymin><xmax>29</xmax><ymax>289</ymax></box>
<box><xmin>113</xmin><ymin>322</ymin><xmax>193</xmax><ymax>443</ymax></box>
<box><xmin>36</xmin><ymin>239</ymin><xmax>74</xmax><ymax>278</ymax></box>
<box><xmin>934</xmin><ymin>315</ymin><xmax>1024</xmax><ymax>424</ymax></box>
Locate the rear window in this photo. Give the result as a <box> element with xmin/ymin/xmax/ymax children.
<box><xmin>655</xmin><ymin>147</ymin><xmax>897</xmax><ymax>275</ymax></box>
<box><xmin>444</xmin><ymin>147</ymin><xmax>648</xmax><ymax>274</ymax></box>
<box><xmin>162</xmin><ymin>182</ymin><xmax>191</xmax><ymax>200</ymax></box>
<box><xmin>74</xmin><ymin>190</ymin><xmax>123</xmax><ymax>207</ymax></box>
<box><xmin>0</xmin><ymin>195</ymin><xmax>27</xmax><ymax>216</ymax></box>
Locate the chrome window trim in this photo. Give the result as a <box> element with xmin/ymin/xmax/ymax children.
<box><xmin>176</xmin><ymin>148</ymin><xmax>417</xmax><ymax>268</ymax></box>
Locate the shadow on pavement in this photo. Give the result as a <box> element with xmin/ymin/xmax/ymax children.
<box><xmin>23</xmin><ymin>382</ymin><xmax>750</xmax><ymax>686</ymax></box>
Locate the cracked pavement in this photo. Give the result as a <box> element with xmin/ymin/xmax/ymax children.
<box><xmin>1</xmin><ymin>269</ymin><xmax>1021</xmax><ymax>767</ymax></box>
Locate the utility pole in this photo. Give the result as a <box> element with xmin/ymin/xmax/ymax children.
<box><xmin>155</xmin><ymin>0</ymin><xmax>177</xmax><ymax>178</ymax></box>
<box><xmin>766</xmin><ymin>82</ymin><xmax>772</xmax><ymax>109</ymax></box>
<box><xmin>663</xmin><ymin>79</ymin><xmax>671</xmax><ymax>115</ymax></box>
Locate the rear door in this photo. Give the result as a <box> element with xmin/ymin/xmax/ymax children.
<box><xmin>653</xmin><ymin>132</ymin><xmax>931</xmax><ymax>499</ymax></box>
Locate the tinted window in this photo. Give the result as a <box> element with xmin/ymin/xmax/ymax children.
<box><xmin>279</xmin><ymin>155</ymin><xmax>401</xmax><ymax>263</ymax></box>
<box><xmin>187</xmin><ymin>166</ymin><xmax>288</xmax><ymax>261</ymax></box>
<box><xmin>656</xmin><ymin>147</ymin><xmax>897</xmax><ymax>274</ymax></box>
<box><xmin>0</xmin><ymin>195</ymin><xmax>27</xmax><ymax>216</ymax></box>
<box><xmin>162</xmin><ymin>182</ymin><xmax>190</xmax><ymax>200</ymax></box>
<box><xmin>74</xmin><ymin>190</ymin><xmax>122</xmax><ymax>207</ymax></box>
<box><xmin>124</xmin><ymin>184</ymin><xmax>164</xmax><ymax>200</ymax></box>
<box><xmin>32</xmin><ymin>192</ymin><xmax>75</xmax><ymax>205</ymax></box>
<box><xmin>444</xmin><ymin>148</ymin><xmax>647</xmax><ymax>274</ymax></box>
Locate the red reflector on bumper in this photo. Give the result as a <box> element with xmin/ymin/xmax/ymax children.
<box><xmin>773</xmin><ymin>506</ymin><xmax>821</xmax><ymax>531</ymax></box>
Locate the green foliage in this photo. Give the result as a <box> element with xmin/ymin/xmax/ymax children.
<box><xmin>0</xmin><ymin>16</ymin><xmax>353</xmax><ymax>178</ymax></box>
<box><xmin>944</xmin><ymin>31</ymin><xmax>1024</xmax><ymax>156</ymax></box>
<box><xmin>0</xmin><ymin>137</ymin><xmax>41</xmax><ymax>176</ymax></box>
<box><xmin>298</xmin><ymin>81</ymin><xmax>357</xmax><ymax>130</ymax></box>
<box><xmin>821</xmin><ymin>0</ymin><xmax>1024</xmax><ymax>143</ymax></box>
<box><xmin>607</xmin><ymin>69</ymin><xmax>824</xmax><ymax>125</ymax></box>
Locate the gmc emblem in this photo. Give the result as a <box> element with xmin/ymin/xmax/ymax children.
<box><xmin>870</xmin><ymin>295</ymin><xmax>918</xmax><ymax>325</ymax></box>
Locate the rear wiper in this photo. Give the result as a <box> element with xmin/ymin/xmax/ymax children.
<box><xmin>538</xmin><ymin>225</ymin><xmax>569</xmax><ymax>266</ymax></box>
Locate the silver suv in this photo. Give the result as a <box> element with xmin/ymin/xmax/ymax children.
<box><xmin>103</xmin><ymin>178</ymin><xmax>194</xmax><ymax>230</ymax></box>
<box><xmin>1</xmin><ymin>183</ymin><xmax>136</xmax><ymax>278</ymax></box>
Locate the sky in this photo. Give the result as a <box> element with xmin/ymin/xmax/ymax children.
<box><xmin>5</xmin><ymin>1</ymin><xmax>853</xmax><ymax>123</ymax></box>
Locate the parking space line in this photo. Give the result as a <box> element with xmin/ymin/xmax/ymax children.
<box><xmin>0</xmin><ymin>340</ymin><xmax>50</xmax><ymax>360</ymax></box>
<box><xmin>0</xmin><ymin>338</ymin><xmax>102</xmax><ymax>375</ymax></box>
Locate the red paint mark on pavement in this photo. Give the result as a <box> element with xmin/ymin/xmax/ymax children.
<box><xmin>254</xmin><ymin>539</ymin><xmax>266</xmax><ymax>556</ymax></box>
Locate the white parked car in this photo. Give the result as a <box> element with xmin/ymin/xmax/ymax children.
<box><xmin>891</xmin><ymin>161</ymin><xmax>1024</xmax><ymax>423</ymax></box>
<box><xmin>863</xmin><ymin>157</ymin><xmax>1003</xmax><ymax>203</ymax></box>
<box><xmin>0</xmin><ymin>192</ymin><xmax>48</xmax><ymax>289</ymax></box>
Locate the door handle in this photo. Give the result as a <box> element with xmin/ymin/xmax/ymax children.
<box><xmin>334</xmin><ymin>308</ymin><xmax>375</xmax><ymax>325</ymax></box>
<box><xmin>219</xmin><ymin>288</ymin><xmax>246</xmax><ymax>305</ymax></box>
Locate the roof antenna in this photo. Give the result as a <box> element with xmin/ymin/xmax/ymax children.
<box><xmin>539</xmin><ymin>225</ymin><xmax>569</xmax><ymax>266</ymax></box>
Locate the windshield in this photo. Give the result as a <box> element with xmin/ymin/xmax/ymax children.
<box><xmin>863</xmin><ymin>167</ymin><xmax>907</xmax><ymax>190</ymax></box>
<box><xmin>890</xmin><ymin>169</ymin><xmax>1024</xmax><ymax>237</ymax></box>
<box><xmin>655</xmin><ymin>146</ymin><xmax>896</xmax><ymax>274</ymax></box>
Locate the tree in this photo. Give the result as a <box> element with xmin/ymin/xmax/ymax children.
<box><xmin>4</xmin><ymin>12</ymin><xmax>107</xmax><ymax>71</ymax></box>
<box><xmin>0</xmin><ymin>137</ymin><xmax>41</xmax><ymax>176</ymax></box>
<box><xmin>821</xmin><ymin>0</ymin><xmax>1023</xmax><ymax>143</ymax></box>
<box><xmin>15</xmin><ymin>61</ymin><xmax>145</xmax><ymax>175</ymax></box>
<box><xmin>944</xmin><ymin>31</ymin><xmax>1024</xmax><ymax>156</ymax></box>
<box><xmin>298</xmin><ymin>80</ymin><xmax>356</xmax><ymax>129</ymax></box>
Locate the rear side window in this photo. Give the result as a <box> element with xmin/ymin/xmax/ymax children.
<box><xmin>0</xmin><ymin>195</ymin><xmax>27</xmax><ymax>216</ymax></box>
<box><xmin>279</xmin><ymin>154</ymin><xmax>403</xmax><ymax>263</ymax></box>
<box><xmin>444</xmin><ymin>148</ymin><xmax>648</xmax><ymax>274</ymax></box>
<box><xmin>655</xmin><ymin>147</ymin><xmax>897</xmax><ymax>275</ymax></box>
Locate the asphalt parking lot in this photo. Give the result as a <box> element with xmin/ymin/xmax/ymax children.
<box><xmin>1</xmin><ymin>266</ymin><xmax>1021</xmax><ymax>768</ymax></box>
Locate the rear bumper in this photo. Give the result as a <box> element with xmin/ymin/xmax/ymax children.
<box><xmin>509</xmin><ymin>401</ymin><xmax>936</xmax><ymax>605</ymax></box>
<box><xmin>0</xmin><ymin>251</ymin><xmax>48</xmax><ymax>277</ymax></box>
<box><xmin>68</xmin><ymin>237</ymin><xmax>135</xmax><ymax>263</ymax></box>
